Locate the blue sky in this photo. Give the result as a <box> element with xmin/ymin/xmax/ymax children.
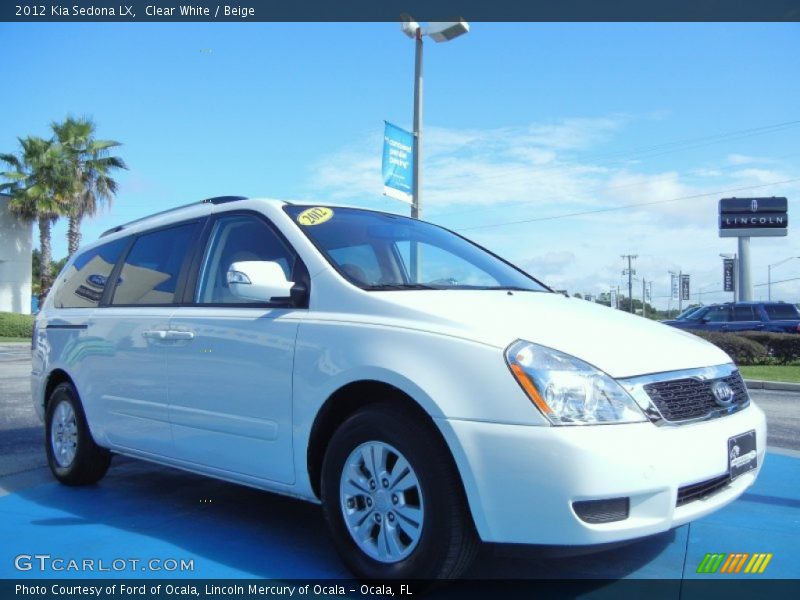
<box><xmin>2</xmin><ymin>22</ymin><xmax>799</xmax><ymax>307</ymax></box>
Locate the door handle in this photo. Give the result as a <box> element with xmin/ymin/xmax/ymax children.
<box><xmin>165</xmin><ymin>330</ymin><xmax>195</xmax><ymax>341</ymax></box>
<box><xmin>143</xmin><ymin>330</ymin><xmax>169</xmax><ymax>340</ymax></box>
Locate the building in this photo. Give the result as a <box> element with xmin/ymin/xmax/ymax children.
<box><xmin>0</xmin><ymin>193</ymin><xmax>33</xmax><ymax>314</ymax></box>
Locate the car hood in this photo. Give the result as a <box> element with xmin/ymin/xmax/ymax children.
<box><xmin>370</xmin><ymin>290</ymin><xmax>731</xmax><ymax>379</ymax></box>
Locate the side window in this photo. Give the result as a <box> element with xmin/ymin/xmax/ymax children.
<box><xmin>765</xmin><ymin>304</ymin><xmax>800</xmax><ymax>320</ymax></box>
<box><xmin>111</xmin><ymin>223</ymin><xmax>198</xmax><ymax>305</ymax></box>
<box><xmin>196</xmin><ymin>215</ymin><xmax>297</xmax><ymax>304</ymax></box>
<box><xmin>732</xmin><ymin>305</ymin><xmax>756</xmax><ymax>321</ymax></box>
<box><xmin>52</xmin><ymin>238</ymin><xmax>128</xmax><ymax>308</ymax></box>
<box><xmin>704</xmin><ymin>306</ymin><xmax>730</xmax><ymax>322</ymax></box>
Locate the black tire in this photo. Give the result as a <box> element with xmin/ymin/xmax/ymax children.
<box><xmin>45</xmin><ymin>382</ymin><xmax>111</xmax><ymax>485</ymax></box>
<box><xmin>321</xmin><ymin>402</ymin><xmax>479</xmax><ymax>581</ymax></box>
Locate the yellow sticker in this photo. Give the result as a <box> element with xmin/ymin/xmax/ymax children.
<box><xmin>297</xmin><ymin>206</ymin><xmax>334</xmax><ymax>226</ymax></box>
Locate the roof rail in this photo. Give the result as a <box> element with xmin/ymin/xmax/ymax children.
<box><xmin>100</xmin><ymin>195</ymin><xmax>248</xmax><ymax>237</ymax></box>
<box><xmin>201</xmin><ymin>195</ymin><xmax>248</xmax><ymax>205</ymax></box>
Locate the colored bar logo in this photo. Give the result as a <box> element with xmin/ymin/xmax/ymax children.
<box><xmin>697</xmin><ymin>553</ymin><xmax>773</xmax><ymax>574</ymax></box>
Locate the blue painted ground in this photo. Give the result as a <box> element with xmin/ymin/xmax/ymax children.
<box><xmin>1</xmin><ymin>451</ymin><xmax>798</xmax><ymax>580</ymax></box>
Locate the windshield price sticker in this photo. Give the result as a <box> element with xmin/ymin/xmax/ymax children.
<box><xmin>297</xmin><ymin>207</ymin><xmax>334</xmax><ymax>226</ymax></box>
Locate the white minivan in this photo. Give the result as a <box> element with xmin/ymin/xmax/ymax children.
<box><xmin>32</xmin><ymin>196</ymin><xmax>765</xmax><ymax>580</ymax></box>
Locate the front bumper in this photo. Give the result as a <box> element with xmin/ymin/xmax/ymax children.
<box><xmin>436</xmin><ymin>402</ymin><xmax>766</xmax><ymax>545</ymax></box>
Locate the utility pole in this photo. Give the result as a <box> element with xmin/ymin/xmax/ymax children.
<box><xmin>622</xmin><ymin>255</ymin><xmax>638</xmax><ymax>313</ymax></box>
<box><xmin>642</xmin><ymin>278</ymin><xmax>647</xmax><ymax>318</ymax></box>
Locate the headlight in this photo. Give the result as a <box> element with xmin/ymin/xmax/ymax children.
<box><xmin>505</xmin><ymin>340</ymin><xmax>646</xmax><ymax>426</ymax></box>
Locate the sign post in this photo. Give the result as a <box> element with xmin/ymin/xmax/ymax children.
<box><xmin>719</xmin><ymin>197</ymin><xmax>788</xmax><ymax>301</ymax></box>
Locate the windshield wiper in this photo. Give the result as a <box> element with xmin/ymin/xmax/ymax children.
<box><xmin>451</xmin><ymin>285</ymin><xmax>543</xmax><ymax>292</ymax></box>
<box><xmin>363</xmin><ymin>283</ymin><xmax>440</xmax><ymax>290</ymax></box>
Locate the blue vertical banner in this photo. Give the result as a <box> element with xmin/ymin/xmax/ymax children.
<box><xmin>382</xmin><ymin>121</ymin><xmax>414</xmax><ymax>204</ymax></box>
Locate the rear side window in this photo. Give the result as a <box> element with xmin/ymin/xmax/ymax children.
<box><xmin>765</xmin><ymin>304</ymin><xmax>800</xmax><ymax>320</ymax></box>
<box><xmin>52</xmin><ymin>238</ymin><xmax>129</xmax><ymax>309</ymax></box>
<box><xmin>732</xmin><ymin>305</ymin><xmax>756</xmax><ymax>321</ymax></box>
<box><xmin>111</xmin><ymin>223</ymin><xmax>198</xmax><ymax>305</ymax></box>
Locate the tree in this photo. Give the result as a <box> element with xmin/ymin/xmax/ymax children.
<box><xmin>1</xmin><ymin>137</ymin><xmax>72</xmax><ymax>300</ymax></box>
<box><xmin>52</xmin><ymin>116</ymin><xmax>127</xmax><ymax>257</ymax></box>
<box><xmin>31</xmin><ymin>249</ymin><xmax>68</xmax><ymax>297</ymax></box>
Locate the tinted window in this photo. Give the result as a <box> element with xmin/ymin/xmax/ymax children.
<box><xmin>765</xmin><ymin>304</ymin><xmax>800</xmax><ymax>320</ymax></box>
<box><xmin>52</xmin><ymin>238</ymin><xmax>128</xmax><ymax>308</ymax></box>
<box><xmin>196</xmin><ymin>215</ymin><xmax>296</xmax><ymax>304</ymax></box>
<box><xmin>732</xmin><ymin>305</ymin><xmax>756</xmax><ymax>321</ymax></box>
<box><xmin>284</xmin><ymin>205</ymin><xmax>546</xmax><ymax>292</ymax></box>
<box><xmin>111</xmin><ymin>223</ymin><xmax>198</xmax><ymax>305</ymax></box>
<box><xmin>704</xmin><ymin>306</ymin><xmax>730</xmax><ymax>322</ymax></box>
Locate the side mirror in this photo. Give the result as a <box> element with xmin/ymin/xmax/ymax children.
<box><xmin>227</xmin><ymin>261</ymin><xmax>294</xmax><ymax>303</ymax></box>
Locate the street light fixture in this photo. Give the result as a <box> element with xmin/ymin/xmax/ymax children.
<box><xmin>767</xmin><ymin>256</ymin><xmax>800</xmax><ymax>301</ymax></box>
<box><xmin>400</xmin><ymin>15</ymin><xmax>470</xmax><ymax>219</ymax></box>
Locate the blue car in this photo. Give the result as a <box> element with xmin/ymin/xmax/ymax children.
<box><xmin>663</xmin><ymin>301</ymin><xmax>800</xmax><ymax>334</ymax></box>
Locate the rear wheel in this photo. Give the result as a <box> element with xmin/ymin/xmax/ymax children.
<box><xmin>45</xmin><ymin>382</ymin><xmax>111</xmax><ymax>485</ymax></box>
<box><xmin>321</xmin><ymin>402</ymin><xmax>479</xmax><ymax>580</ymax></box>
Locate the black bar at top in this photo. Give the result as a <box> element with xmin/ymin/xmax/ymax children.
<box><xmin>3</xmin><ymin>0</ymin><xmax>800</xmax><ymax>22</ymax></box>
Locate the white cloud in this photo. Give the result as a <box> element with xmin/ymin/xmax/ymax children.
<box><xmin>727</xmin><ymin>153</ymin><xmax>768</xmax><ymax>165</ymax></box>
<box><xmin>305</xmin><ymin>115</ymin><xmax>800</xmax><ymax>308</ymax></box>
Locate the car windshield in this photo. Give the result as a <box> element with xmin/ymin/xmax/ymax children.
<box><xmin>284</xmin><ymin>205</ymin><xmax>548</xmax><ymax>292</ymax></box>
<box><xmin>676</xmin><ymin>306</ymin><xmax>703</xmax><ymax>320</ymax></box>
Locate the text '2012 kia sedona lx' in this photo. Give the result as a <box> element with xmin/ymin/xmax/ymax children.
<box><xmin>33</xmin><ymin>196</ymin><xmax>766</xmax><ymax>580</ymax></box>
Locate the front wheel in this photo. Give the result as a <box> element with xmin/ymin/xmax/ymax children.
<box><xmin>321</xmin><ymin>403</ymin><xmax>479</xmax><ymax>580</ymax></box>
<box><xmin>45</xmin><ymin>382</ymin><xmax>111</xmax><ymax>485</ymax></box>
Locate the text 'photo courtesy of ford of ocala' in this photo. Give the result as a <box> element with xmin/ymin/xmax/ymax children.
<box><xmin>31</xmin><ymin>196</ymin><xmax>766</xmax><ymax>580</ymax></box>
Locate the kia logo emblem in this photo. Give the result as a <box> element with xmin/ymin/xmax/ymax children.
<box><xmin>712</xmin><ymin>381</ymin><xmax>735</xmax><ymax>407</ymax></box>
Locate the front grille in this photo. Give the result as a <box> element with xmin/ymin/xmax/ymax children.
<box><xmin>676</xmin><ymin>474</ymin><xmax>730</xmax><ymax>506</ymax></box>
<box><xmin>643</xmin><ymin>372</ymin><xmax>748</xmax><ymax>422</ymax></box>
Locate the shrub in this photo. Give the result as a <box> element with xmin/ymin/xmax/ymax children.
<box><xmin>0</xmin><ymin>312</ymin><xmax>34</xmax><ymax>338</ymax></box>
<box><xmin>738</xmin><ymin>331</ymin><xmax>800</xmax><ymax>364</ymax></box>
<box><xmin>690</xmin><ymin>331</ymin><xmax>768</xmax><ymax>366</ymax></box>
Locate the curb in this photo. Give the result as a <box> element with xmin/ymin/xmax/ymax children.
<box><xmin>745</xmin><ymin>379</ymin><xmax>800</xmax><ymax>392</ymax></box>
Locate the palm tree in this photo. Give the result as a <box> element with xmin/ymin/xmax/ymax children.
<box><xmin>52</xmin><ymin>117</ymin><xmax>127</xmax><ymax>257</ymax></box>
<box><xmin>1</xmin><ymin>136</ymin><xmax>72</xmax><ymax>300</ymax></box>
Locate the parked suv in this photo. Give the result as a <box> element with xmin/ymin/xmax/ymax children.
<box><xmin>663</xmin><ymin>301</ymin><xmax>800</xmax><ymax>334</ymax></box>
<box><xmin>32</xmin><ymin>197</ymin><xmax>766</xmax><ymax>580</ymax></box>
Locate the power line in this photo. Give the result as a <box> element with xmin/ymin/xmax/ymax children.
<box><xmin>754</xmin><ymin>276</ymin><xmax>800</xmax><ymax>288</ymax></box>
<box><xmin>454</xmin><ymin>177</ymin><xmax>800</xmax><ymax>232</ymax></box>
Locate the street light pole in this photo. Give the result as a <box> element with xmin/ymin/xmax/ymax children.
<box><xmin>411</xmin><ymin>27</ymin><xmax>423</xmax><ymax>220</ymax></box>
<box><xmin>401</xmin><ymin>17</ymin><xmax>469</xmax><ymax>220</ymax></box>
<box><xmin>767</xmin><ymin>256</ymin><xmax>800</xmax><ymax>301</ymax></box>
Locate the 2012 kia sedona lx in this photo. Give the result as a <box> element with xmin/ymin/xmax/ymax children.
<box><xmin>32</xmin><ymin>196</ymin><xmax>766</xmax><ymax>580</ymax></box>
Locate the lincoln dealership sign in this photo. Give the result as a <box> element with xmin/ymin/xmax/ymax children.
<box><xmin>719</xmin><ymin>197</ymin><xmax>788</xmax><ymax>237</ymax></box>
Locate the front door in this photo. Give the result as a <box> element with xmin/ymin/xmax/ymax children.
<box><xmin>166</xmin><ymin>213</ymin><xmax>303</xmax><ymax>484</ymax></box>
